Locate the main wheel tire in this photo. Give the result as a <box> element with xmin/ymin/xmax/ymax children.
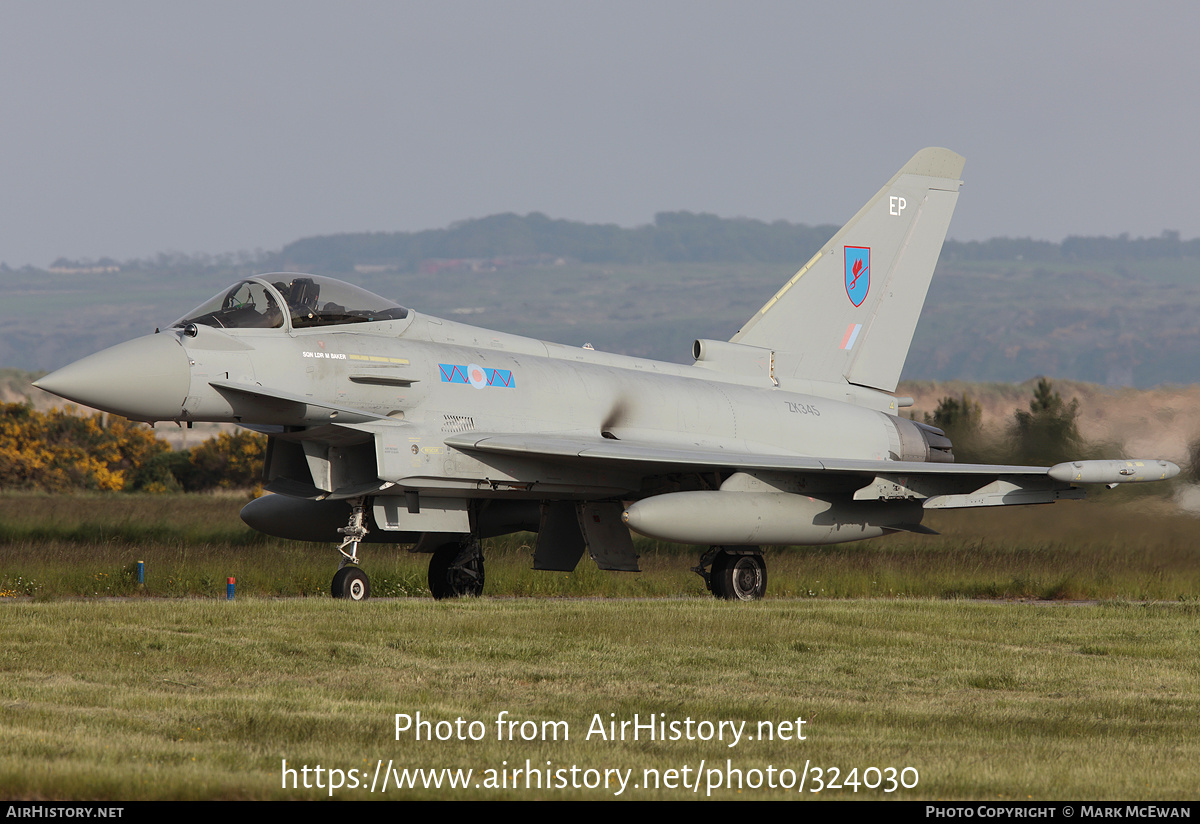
<box><xmin>710</xmin><ymin>551</ymin><xmax>766</xmax><ymax>601</ymax></box>
<box><xmin>331</xmin><ymin>566</ymin><xmax>370</xmax><ymax>601</ymax></box>
<box><xmin>428</xmin><ymin>541</ymin><xmax>485</xmax><ymax>600</ymax></box>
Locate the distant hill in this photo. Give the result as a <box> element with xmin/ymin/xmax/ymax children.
<box><xmin>271</xmin><ymin>212</ymin><xmax>841</xmax><ymax>271</ymax></box>
<box><xmin>270</xmin><ymin>213</ymin><xmax>1200</xmax><ymax>272</ymax></box>
<box><xmin>6</xmin><ymin>214</ymin><xmax>1200</xmax><ymax>387</ymax></box>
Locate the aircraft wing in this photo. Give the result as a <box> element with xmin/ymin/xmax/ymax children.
<box><xmin>444</xmin><ymin>432</ymin><xmax>1178</xmax><ymax>509</ymax></box>
<box><xmin>445</xmin><ymin>431</ymin><xmax>1029</xmax><ymax>474</ymax></box>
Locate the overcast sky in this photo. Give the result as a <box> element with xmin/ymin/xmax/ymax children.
<box><xmin>3</xmin><ymin>1</ymin><xmax>1197</xmax><ymax>267</ymax></box>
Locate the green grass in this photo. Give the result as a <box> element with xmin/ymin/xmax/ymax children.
<box><xmin>2</xmin><ymin>493</ymin><xmax>1198</xmax><ymax>601</ymax></box>
<box><xmin>1</xmin><ymin>598</ymin><xmax>1198</xmax><ymax>799</ymax></box>
<box><xmin>2</xmin><ymin>493</ymin><xmax>1199</xmax><ymax>799</ymax></box>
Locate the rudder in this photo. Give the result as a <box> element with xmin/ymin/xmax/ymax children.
<box><xmin>731</xmin><ymin>147</ymin><xmax>964</xmax><ymax>393</ymax></box>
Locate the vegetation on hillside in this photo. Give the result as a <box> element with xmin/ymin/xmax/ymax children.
<box><xmin>924</xmin><ymin>378</ymin><xmax>1105</xmax><ymax>466</ymax></box>
<box><xmin>0</xmin><ymin>403</ymin><xmax>264</xmax><ymax>493</ymax></box>
<box><xmin>271</xmin><ymin>211</ymin><xmax>842</xmax><ymax>271</ymax></box>
<box><xmin>21</xmin><ymin>213</ymin><xmax>1199</xmax><ymax>277</ymax></box>
<box><xmin>268</xmin><ymin>214</ymin><xmax>1200</xmax><ymax>272</ymax></box>
<box><xmin>1010</xmin><ymin>377</ymin><xmax>1086</xmax><ymax>464</ymax></box>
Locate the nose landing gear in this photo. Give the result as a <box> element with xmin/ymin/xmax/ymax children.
<box><xmin>331</xmin><ymin>498</ymin><xmax>371</xmax><ymax>600</ymax></box>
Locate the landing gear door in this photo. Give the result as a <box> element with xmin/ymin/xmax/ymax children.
<box><xmin>577</xmin><ymin>502</ymin><xmax>640</xmax><ymax>572</ymax></box>
<box><xmin>534</xmin><ymin>501</ymin><xmax>586</xmax><ymax>572</ymax></box>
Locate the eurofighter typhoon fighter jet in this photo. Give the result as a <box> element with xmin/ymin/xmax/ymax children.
<box><xmin>35</xmin><ymin>148</ymin><xmax>1179</xmax><ymax>601</ymax></box>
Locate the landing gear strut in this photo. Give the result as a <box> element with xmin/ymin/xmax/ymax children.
<box><xmin>428</xmin><ymin>539</ymin><xmax>485</xmax><ymax>600</ymax></box>
<box><xmin>331</xmin><ymin>498</ymin><xmax>371</xmax><ymax>600</ymax></box>
<box><xmin>695</xmin><ymin>546</ymin><xmax>767</xmax><ymax>601</ymax></box>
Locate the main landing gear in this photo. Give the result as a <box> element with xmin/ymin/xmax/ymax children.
<box><xmin>695</xmin><ymin>546</ymin><xmax>767</xmax><ymax>601</ymax></box>
<box><xmin>428</xmin><ymin>539</ymin><xmax>485</xmax><ymax>600</ymax></box>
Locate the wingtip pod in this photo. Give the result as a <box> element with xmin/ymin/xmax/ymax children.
<box><xmin>1048</xmin><ymin>459</ymin><xmax>1180</xmax><ymax>484</ymax></box>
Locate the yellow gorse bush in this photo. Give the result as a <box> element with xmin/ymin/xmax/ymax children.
<box><xmin>0</xmin><ymin>403</ymin><xmax>265</xmax><ymax>492</ymax></box>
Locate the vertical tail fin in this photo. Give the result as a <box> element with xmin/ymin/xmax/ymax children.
<box><xmin>731</xmin><ymin>147</ymin><xmax>964</xmax><ymax>393</ymax></box>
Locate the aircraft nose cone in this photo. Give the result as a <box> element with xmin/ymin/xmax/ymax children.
<box><xmin>33</xmin><ymin>333</ymin><xmax>191</xmax><ymax>422</ymax></box>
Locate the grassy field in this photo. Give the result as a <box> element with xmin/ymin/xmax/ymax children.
<box><xmin>2</xmin><ymin>492</ymin><xmax>1198</xmax><ymax>602</ymax></box>
<box><xmin>1</xmin><ymin>598</ymin><xmax>1198</xmax><ymax>800</ymax></box>
<box><xmin>1</xmin><ymin>492</ymin><xmax>1198</xmax><ymax>800</ymax></box>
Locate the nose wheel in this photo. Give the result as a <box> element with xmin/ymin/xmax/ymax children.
<box><xmin>332</xmin><ymin>565</ymin><xmax>371</xmax><ymax>601</ymax></box>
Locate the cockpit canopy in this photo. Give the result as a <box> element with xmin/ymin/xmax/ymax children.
<box><xmin>173</xmin><ymin>274</ymin><xmax>409</xmax><ymax>331</ymax></box>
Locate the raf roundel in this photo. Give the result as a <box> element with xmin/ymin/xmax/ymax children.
<box><xmin>467</xmin><ymin>363</ymin><xmax>487</xmax><ymax>389</ymax></box>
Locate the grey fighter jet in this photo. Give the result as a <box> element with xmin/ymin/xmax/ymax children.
<box><xmin>34</xmin><ymin>148</ymin><xmax>1179</xmax><ymax>602</ymax></box>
